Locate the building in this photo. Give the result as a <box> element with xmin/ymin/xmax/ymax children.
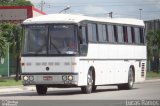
<box><xmin>0</xmin><ymin>6</ymin><xmax>46</xmax><ymax>24</ymax></box>
<box><xmin>0</xmin><ymin>6</ymin><xmax>46</xmax><ymax>77</ymax></box>
<box><xmin>145</xmin><ymin>19</ymin><xmax>160</xmax><ymax>32</ymax></box>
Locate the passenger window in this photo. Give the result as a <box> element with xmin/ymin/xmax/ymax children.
<box><xmin>113</xmin><ymin>25</ymin><xmax>118</xmax><ymax>42</ymax></box>
<box><xmin>92</xmin><ymin>24</ymin><xmax>98</xmax><ymax>42</ymax></box>
<box><xmin>139</xmin><ymin>28</ymin><xmax>144</xmax><ymax>44</ymax></box>
<box><xmin>135</xmin><ymin>28</ymin><xmax>140</xmax><ymax>44</ymax></box>
<box><xmin>82</xmin><ymin>26</ymin><xmax>87</xmax><ymax>44</ymax></box>
<box><xmin>123</xmin><ymin>26</ymin><xmax>128</xmax><ymax>43</ymax></box>
<box><xmin>98</xmin><ymin>24</ymin><xmax>103</xmax><ymax>42</ymax></box>
<box><xmin>127</xmin><ymin>27</ymin><xmax>132</xmax><ymax>43</ymax></box>
<box><xmin>87</xmin><ymin>23</ymin><xmax>98</xmax><ymax>42</ymax></box>
<box><xmin>131</xmin><ymin>27</ymin><xmax>135</xmax><ymax>43</ymax></box>
<box><xmin>117</xmin><ymin>26</ymin><xmax>124</xmax><ymax>43</ymax></box>
<box><xmin>105</xmin><ymin>25</ymin><xmax>109</xmax><ymax>42</ymax></box>
<box><xmin>108</xmin><ymin>24</ymin><xmax>114</xmax><ymax>42</ymax></box>
<box><xmin>87</xmin><ymin>23</ymin><xmax>93</xmax><ymax>42</ymax></box>
<box><xmin>98</xmin><ymin>24</ymin><xmax>108</xmax><ymax>42</ymax></box>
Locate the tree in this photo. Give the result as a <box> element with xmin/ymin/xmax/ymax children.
<box><xmin>146</xmin><ymin>29</ymin><xmax>160</xmax><ymax>73</ymax></box>
<box><xmin>0</xmin><ymin>33</ymin><xmax>7</xmax><ymax>58</ymax></box>
<box><xmin>0</xmin><ymin>0</ymin><xmax>33</xmax><ymax>6</ymax></box>
<box><xmin>0</xmin><ymin>0</ymin><xmax>10</xmax><ymax>5</ymax></box>
<box><xmin>0</xmin><ymin>0</ymin><xmax>32</xmax><ymax>80</ymax></box>
<box><xmin>0</xmin><ymin>23</ymin><xmax>22</xmax><ymax>80</ymax></box>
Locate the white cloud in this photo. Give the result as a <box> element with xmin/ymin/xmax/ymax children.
<box><xmin>29</xmin><ymin>0</ymin><xmax>160</xmax><ymax>20</ymax></box>
<box><xmin>83</xmin><ymin>6</ymin><xmax>106</xmax><ymax>14</ymax></box>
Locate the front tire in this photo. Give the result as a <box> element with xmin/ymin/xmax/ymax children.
<box><xmin>36</xmin><ymin>85</ymin><xmax>47</xmax><ymax>95</ymax></box>
<box><xmin>81</xmin><ymin>70</ymin><xmax>93</xmax><ymax>94</ymax></box>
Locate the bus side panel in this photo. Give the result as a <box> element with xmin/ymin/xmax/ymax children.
<box><xmin>76</xmin><ymin>44</ymin><xmax>146</xmax><ymax>86</ymax></box>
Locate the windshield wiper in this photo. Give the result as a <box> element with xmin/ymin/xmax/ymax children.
<box><xmin>50</xmin><ymin>42</ymin><xmax>61</xmax><ymax>54</ymax></box>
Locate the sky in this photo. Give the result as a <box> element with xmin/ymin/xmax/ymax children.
<box><xmin>29</xmin><ymin>0</ymin><xmax>160</xmax><ymax>20</ymax></box>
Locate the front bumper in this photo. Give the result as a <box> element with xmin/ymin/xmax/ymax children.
<box><xmin>21</xmin><ymin>73</ymin><xmax>78</xmax><ymax>86</ymax></box>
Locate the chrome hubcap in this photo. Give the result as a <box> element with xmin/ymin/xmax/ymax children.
<box><xmin>129</xmin><ymin>70</ymin><xmax>134</xmax><ymax>86</ymax></box>
<box><xmin>87</xmin><ymin>71</ymin><xmax>93</xmax><ymax>89</ymax></box>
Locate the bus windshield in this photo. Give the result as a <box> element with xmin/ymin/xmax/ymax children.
<box><xmin>23</xmin><ymin>24</ymin><xmax>78</xmax><ymax>55</ymax></box>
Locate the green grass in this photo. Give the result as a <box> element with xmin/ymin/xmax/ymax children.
<box><xmin>146</xmin><ymin>71</ymin><xmax>160</xmax><ymax>78</ymax></box>
<box><xmin>0</xmin><ymin>78</ymin><xmax>22</xmax><ymax>86</ymax></box>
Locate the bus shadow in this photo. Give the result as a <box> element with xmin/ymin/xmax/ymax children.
<box><xmin>0</xmin><ymin>88</ymin><xmax>138</xmax><ymax>97</ymax></box>
<box><xmin>47</xmin><ymin>87</ymin><xmax>139</xmax><ymax>96</ymax></box>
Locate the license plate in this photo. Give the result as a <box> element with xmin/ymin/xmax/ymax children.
<box><xmin>43</xmin><ymin>76</ymin><xmax>53</xmax><ymax>80</ymax></box>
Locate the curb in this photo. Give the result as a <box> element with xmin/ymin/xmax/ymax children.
<box><xmin>135</xmin><ymin>78</ymin><xmax>160</xmax><ymax>84</ymax></box>
<box><xmin>0</xmin><ymin>86</ymin><xmax>36</xmax><ymax>93</ymax></box>
<box><xmin>144</xmin><ymin>78</ymin><xmax>160</xmax><ymax>82</ymax></box>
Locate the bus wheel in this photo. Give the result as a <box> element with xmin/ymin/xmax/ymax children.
<box><xmin>81</xmin><ymin>70</ymin><xmax>93</xmax><ymax>94</ymax></box>
<box><xmin>118</xmin><ymin>67</ymin><xmax>134</xmax><ymax>90</ymax></box>
<box><xmin>36</xmin><ymin>85</ymin><xmax>47</xmax><ymax>95</ymax></box>
<box><xmin>126</xmin><ymin>67</ymin><xmax>134</xmax><ymax>89</ymax></box>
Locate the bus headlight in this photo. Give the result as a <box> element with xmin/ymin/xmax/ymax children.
<box><xmin>62</xmin><ymin>75</ymin><xmax>67</xmax><ymax>81</ymax></box>
<box><xmin>23</xmin><ymin>76</ymin><xmax>28</xmax><ymax>81</ymax></box>
<box><xmin>68</xmin><ymin>75</ymin><xmax>73</xmax><ymax>81</ymax></box>
<box><xmin>29</xmin><ymin>76</ymin><xmax>34</xmax><ymax>81</ymax></box>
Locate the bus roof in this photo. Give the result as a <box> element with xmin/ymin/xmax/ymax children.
<box><xmin>23</xmin><ymin>14</ymin><xmax>145</xmax><ymax>26</ymax></box>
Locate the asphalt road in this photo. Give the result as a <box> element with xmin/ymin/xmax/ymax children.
<box><xmin>0</xmin><ymin>81</ymin><xmax>160</xmax><ymax>100</ymax></box>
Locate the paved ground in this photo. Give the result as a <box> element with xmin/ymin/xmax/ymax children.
<box><xmin>0</xmin><ymin>79</ymin><xmax>160</xmax><ymax>100</ymax></box>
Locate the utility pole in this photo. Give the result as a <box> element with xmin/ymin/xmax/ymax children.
<box><xmin>139</xmin><ymin>9</ymin><xmax>142</xmax><ymax>19</ymax></box>
<box><xmin>108</xmin><ymin>12</ymin><xmax>113</xmax><ymax>18</ymax></box>
<box><xmin>40</xmin><ymin>0</ymin><xmax>45</xmax><ymax>12</ymax></box>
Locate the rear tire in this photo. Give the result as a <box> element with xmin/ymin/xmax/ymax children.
<box><xmin>36</xmin><ymin>85</ymin><xmax>47</xmax><ymax>95</ymax></box>
<box><xmin>126</xmin><ymin>67</ymin><xmax>134</xmax><ymax>89</ymax></box>
<box><xmin>118</xmin><ymin>67</ymin><xmax>134</xmax><ymax>90</ymax></box>
<box><xmin>81</xmin><ymin>70</ymin><xmax>93</xmax><ymax>94</ymax></box>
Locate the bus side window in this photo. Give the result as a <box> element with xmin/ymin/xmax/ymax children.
<box><xmin>98</xmin><ymin>24</ymin><xmax>108</xmax><ymax>43</ymax></box>
<box><xmin>131</xmin><ymin>27</ymin><xmax>135</xmax><ymax>43</ymax></box>
<box><xmin>92</xmin><ymin>24</ymin><xmax>98</xmax><ymax>42</ymax></box>
<box><xmin>135</xmin><ymin>27</ymin><xmax>140</xmax><ymax>44</ymax></box>
<box><xmin>123</xmin><ymin>26</ymin><xmax>128</xmax><ymax>43</ymax></box>
<box><xmin>127</xmin><ymin>27</ymin><xmax>132</xmax><ymax>43</ymax></box>
<box><xmin>117</xmin><ymin>26</ymin><xmax>124</xmax><ymax>43</ymax></box>
<box><xmin>82</xmin><ymin>26</ymin><xmax>87</xmax><ymax>44</ymax></box>
<box><xmin>108</xmin><ymin>24</ymin><xmax>114</xmax><ymax>43</ymax></box>
<box><xmin>139</xmin><ymin>28</ymin><xmax>144</xmax><ymax>44</ymax></box>
<box><xmin>87</xmin><ymin>23</ymin><xmax>98</xmax><ymax>42</ymax></box>
<box><xmin>113</xmin><ymin>25</ymin><xmax>118</xmax><ymax>42</ymax></box>
<box><xmin>80</xmin><ymin>26</ymin><xmax>88</xmax><ymax>55</ymax></box>
<box><xmin>87</xmin><ymin>23</ymin><xmax>93</xmax><ymax>42</ymax></box>
<box><xmin>105</xmin><ymin>25</ymin><xmax>109</xmax><ymax>42</ymax></box>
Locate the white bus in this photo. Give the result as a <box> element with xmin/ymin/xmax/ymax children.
<box><xmin>21</xmin><ymin>14</ymin><xmax>146</xmax><ymax>95</ymax></box>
